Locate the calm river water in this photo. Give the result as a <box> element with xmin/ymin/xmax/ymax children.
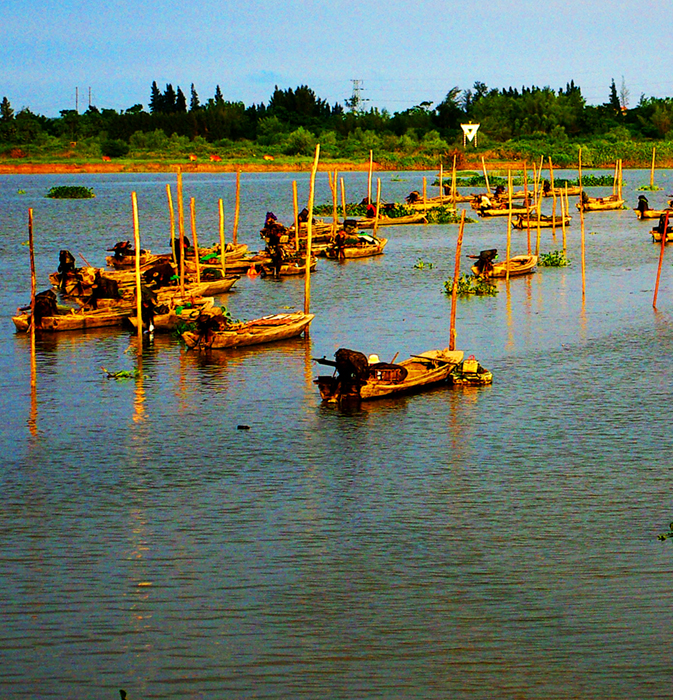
<box><xmin>1</xmin><ymin>168</ymin><xmax>673</xmax><ymax>699</ymax></box>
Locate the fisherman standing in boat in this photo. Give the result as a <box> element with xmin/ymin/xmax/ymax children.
<box><xmin>333</xmin><ymin>229</ymin><xmax>347</xmax><ymax>260</ymax></box>
<box><xmin>637</xmin><ymin>195</ymin><xmax>649</xmax><ymax>216</ymax></box>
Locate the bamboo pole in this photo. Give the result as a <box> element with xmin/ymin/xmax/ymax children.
<box><xmin>481</xmin><ymin>156</ymin><xmax>490</xmax><ymax>193</ymax></box>
<box><xmin>449</xmin><ymin>209</ymin><xmax>467</xmax><ymax>351</ymax></box>
<box><xmin>653</xmin><ymin>210</ymin><xmax>669</xmax><ymax>309</ymax></box>
<box><xmin>373</xmin><ymin>178</ymin><xmax>381</xmax><ymax>236</ymax></box>
<box><xmin>340</xmin><ymin>177</ymin><xmax>346</xmax><ymax>222</ymax></box>
<box><xmin>579</xmin><ymin>148</ymin><xmax>586</xmax><ymax>299</ymax></box>
<box><xmin>233</xmin><ymin>170</ymin><xmax>241</xmax><ymax>246</ymax></box>
<box><xmin>613</xmin><ymin>161</ymin><xmax>618</xmax><ymax>196</ymax></box>
<box><xmin>439</xmin><ymin>163</ymin><xmax>444</xmax><ymax>205</ymax></box>
<box><xmin>28</xmin><ymin>208</ymin><xmax>36</xmax><ymax>334</ymax></box>
<box><xmin>219</xmin><ymin>198</ymin><xmax>226</xmax><ymax>277</ymax></box>
<box><xmin>451</xmin><ymin>154</ymin><xmax>457</xmax><ymax>209</ymax></box>
<box><xmin>131</xmin><ymin>192</ymin><xmax>143</xmax><ymax>342</ymax></box>
<box><xmin>177</xmin><ymin>169</ymin><xmax>185</xmax><ymax>296</ymax></box>
<box><xmin>166</xmin><ymin>183</ymin><xmax>176</xmax><ymax>263</ymax></box>
<box><xmin>28</xmin><ymin>208</ymin><xmax>37</xmax><ymax>435</ymax></box>
<box><xmin>423</xmin><ymin>176</ymin><xmax>427</xmax><ymax>207</ymax></box>
<box><xmin>506</xmin><ymin>170</ymin><xmax>512</xmax><ymax>282</ymax></box>
<box><xmin>535</xmin><ymin>180</ymin><xmax>543</xmax><ymax>256</ymax></box>
<box><xmin>331</xmin><ymin>169</ymin><xmax>338</xmax><ymax>236</ymax></box>
<box><xmin>367</xmin><ymin>150</ymin><xmax>373</xmax><ymax>203</ymax></box>
<box><xmin>304</xmin><ymin>145</ymin><xmax>320</xmax><ymax>319</ymax></box>
<box><xmin>619</xmin><ymin>159</ymin><xmax>623</xmax><ymax>200</ymax></box>
<box><xmin>651</xmin><ymin>147</ymin><xmax>656</xmax><ymax>188</ymax></box>
<box><xmin>292</xmin><ymin>180</ymin><xmax>300</xmax><ymax>252</ymax></box>
<box><xmin>523</xmin><ymin>162</ymin><xmax>531</xmax><ymax>254</ymax></box>
<box><xmin>190</xmin><ymin>198</ymin><xmax>201</xmax><ymax>284</ymax></box>
<box><xmin>561</xmin><ymin>184</ymin><xmax>567</xmax><ymax>254</ymax></box>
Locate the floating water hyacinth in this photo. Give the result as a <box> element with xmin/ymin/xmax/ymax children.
<box><xmin>46</xmin><ymin>185</ymin><xmax>95</xmax><ymax>199</ymax></box>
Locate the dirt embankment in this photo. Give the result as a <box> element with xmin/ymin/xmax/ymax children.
<box><xmin>0</xmin><ymin>159</ymin><xmax>524</xmax><ymax>175</ymax></box>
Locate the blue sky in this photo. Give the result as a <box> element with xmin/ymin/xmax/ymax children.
<box><xmin>2</xmin><ymin>0</ymin><xmax>671</xmax><ymax>117</ymax></box>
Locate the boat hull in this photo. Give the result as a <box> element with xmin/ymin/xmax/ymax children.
<box><xmin>472</xmin><ymin>254</ymin><xmax>538</xmax><ymax>278</ymax></box>
<box><xmin>182</xmin><ymin>312</ymin><xmax>314</xmax><ymax>349</ymax></box>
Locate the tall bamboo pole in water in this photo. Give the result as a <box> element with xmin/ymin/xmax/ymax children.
<box><xmin>449</xmin><ymin>209</ymin><xmax>466</xmax><ymax>351</ymax></box>
<box><xmin>439</xmin><ymin>163</ymin><xmax>444</xmax><ymax>205</ymax></box>
<box><xmin>579</xmin><ymin>148</ymin><xmax>586</xmax><ymax>299</ymax></box>
<box><xmin>373</xmin><ymin>178</ymin><xmax>381</xmax><ymax>236</ymax></box>
<box><xmin>506</xmin><ymin>170</ymin><xmax>512</xmax><ymax>282</ymax></box>
<box><xmin>481</xmin><ymin>156</ymin><xmax>490</xmax><ymax>194</ymax></box>
<box><xmin>292</xmin><ymin>180</ymin><xmax>300</xmax><ymax>252</ymax></box>
<box><xmin>131</xmin><ymin>192</ymin><xmax>143</xmax><ymax>342</ymax></box>
<box><xmin>451</xmin><ymin>154</ymin><xmax>457</xmax><ymax>209</ymax></box>
<box><xmin>331</xmin><ymin>170</ymin><xmax>338</xmax><ymax>235</ymax></box>
<box><xmin>560</xmin><ymin>184</ymin><xmax>567</xmax><ymax>254</ymax></box>
<box><xmin>423</xmin><ymin>176</ymin><xmax>427</xmax><ymax>207</ymax></box>
<box><xmin>367</xmin><ymin>150</ymin><xmax>373</xmax><ymax>203</ymax></box>
<box><xmin>233</xmin><ymin>170</ymin><xmax>241</xmax><ymax>246</ymax></box>
<box><xmin>28</xmin><ymin>208</ymin><xmax>36</xmax><ymax>334</ymax></box>
<box><xmin>653</xmin><ymin>210</ymin><xmax>669</xmax><ymax>309</ymax></box>
<box><xmin>304</xmin><ymin>144</ymin><xmax>320</xmax><ymax>320</ymax></box>
<box><xmin>523</xmin><ymin>162</ymin><xmax>531</xmax><ymax>254</ymax></box>
<box><xmin>219</xmin><ymin>199</ymin><xmax>226</xmax><ymax>278</ymax></box>
<box><xmin>177</xmin><ymin>169</ymin><xmax>185</xmax><ymax>296</ymax></box>
<box><xmin>190</xmin><ymin>198</ymin><xmax>201</xmax><ymax>284</ymax></box>
<box><xmin>340</xmin><ymin>177</ymin><xmax>346</xmax><ymax>222</ymax></box>
<box><xmin>651</xmin><ymin>147</ymin><xmax>657</xmax><ymax>188</ymax></box>
<box><xmin>166</xmin><ymin>184</ymin><xmax>176</xmax><ymax>263</ymax></box>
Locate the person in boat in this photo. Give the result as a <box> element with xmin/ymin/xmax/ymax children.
<box><xmin>143</xmin><ymin>261</ymin><xmax>176</xmax><ymax>288</ymax></box>
<box><xmin>85</xmin><ymin>270</ymin><xmax>122</xmax><ymax>309</ymax></box>
<box><xmin>479</xmin><ymin>193</ymin><xmax>493</xmax><ymax>213</ymax></box>
<box><xmin>655</xmin><ymin>210</ymin><xmax>673</xmax><ymax>235</ymax></box>
<box><xmin>32</xmin><ymin>289</ymin><xmax>59</xmax><ymax>327</ymax></box>
<box><xmin>493</xmin><ymin>184</ymin><xmax>506</xmax><ymax>199</ymax></box>
<box><xmin>57</xmin><ymin>249</ymin><xmax>77</xmax><ymax>292</ymax></box>
<box><xmin>173</xmin><ymin>235</ymin><xmax>191</xmax><ymax>267</ymax></box>
<box><xmin>637</xmin><ymin>195</ymin><xmax>649</xmax><ymax>216</ymax></box>
<box><xmin>542</xmin><ymin>180</ymin><xmax>551</xmax><ymax>196</ymax></box>
<box><xmin>140</xmin><ymin>284</ymin><xmax>158</xmax><ymax>332</ymax></box>
<box><xmin>265</xmin><ymin>225</ymin><xmax>284</xmax><ymax>277</ymax></box>
<box><xmin>333</xmin><ymin>229</ymin><xmax>347</xmax><ymax>260</ymax></box>
<box><xmin>468</xmin><ymin>249</ymin><xmax>498</xmax><ymax>277</ymax></box>
<box><xmin>108</xmin><ymin>240</ymin><xmax>133</xmax><ymax>261</ymax></box>
<box><xmin>366</xmin><ymin>202</ymin><xmax>377</xmax><ymax>218</ymax></box>
<box><xmin>580</xmin><ymin>190</ymin><xmax>590</xmax><ymax>206</ymax></box>
<box><xmin>297</xmin><ymin>208</ymin><xmax>310</xmax><ymax>223</ymax></box>
<box><xmin>406</xmin><ymin>190</ymin><xmax>421</xmax><ymax>204</ymax></box>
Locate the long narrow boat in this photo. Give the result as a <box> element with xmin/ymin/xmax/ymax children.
<box><xmin>314</xmin><ymin>348</ymin><xmax>469</xmax><ymax>402</ymax></box>
<box><xmin>324</xmin><ymin>237</ymin><xmax>388</xmax><ymax>259</ymax></box>
<box><xmin>478</xmin><ymin>205</ymin><xmax>531</xmax><ymax>218</ymax></box>
<box><xmin>577</xmin><ymin>195</ymin><xmax>625</xmax><ymax>212</ymax></box>
<box><xmin>13</xmin><ymin>305</ymin><xmax>132</xmax><ymax>332</ymax></box>
<box><xmin>635</xmin><ymin>209</ymin><xmax>665</xmax><ymax>220</ymax></box>
<box><xmin>182</xmin><ymin>312</ymin><xmax>314</xmax><ymax>349</ymax></box>
<box><xmin>543</xmin><ymin>186</ymin><xmax>581</xmax><ymax>197</ymax></box>
<box><xmin>513</xmin><ymin>213</ymin><xmax>571</xmax><ymax>229</ymax></box>
<box><xmin>472</xmin><ymin>254</ymin><xmax>538</xmax><ymax>278</ymax></box>
<box><xmin>127</xmin><ymin>297</ymin><xmax>216</xmax><ymax>332</ymax></box>
<box><xmin>356</xmin><ymin>213</ymin><xmax>427</xmax><ymax>228</ymax></box>
<box><xmin>650</xmin><ymin>229</ymin><xmax>673</xmax><ymax>243</ymax></box>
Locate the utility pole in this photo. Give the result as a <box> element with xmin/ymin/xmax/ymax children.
<box><xmin>347</xmin><ymin>79</ymin><xmax>368</xmax><ymax>114</ymax></box>
<box><xmin>75</xmin><ymin>86</ymin><xmax>78</xmax><ymax>113</ymax></box>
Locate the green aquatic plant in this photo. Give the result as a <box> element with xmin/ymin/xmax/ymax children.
<box><xmin>425</xmin><ymin>206</ymin><xmax>474</xmax><ymax>224</ymax></box>
<box><xmin>47</xmin><ymin>185</ymin><xmax>95</xmax><ymax>199</ymax></box>
<box><xmin>538</xmin><ymin>250</ymin><xmax>570</xmax><ymax>267</ymax></box>
<box><xmin>637</xmin><ymin>184</ymin><xmax>663</xmax><ymax>191</ymax></box>
<box><xmin>101</xmin><ymin>367</ymin><xmax>146</xmax><ymax>380</ymax></box>
<box><xmin>556</xmin><ymin>175</ymin><xmax>618</xmax><ymax>187</ymax></box>
<box><xmin>414</xmin><ymin>258</ymin><xmax>434</xmax><ymax>270</ymax></box>
<box><xmin>444</xmin><ymin>273</ymin><xmax>498</xmax><ymax>296</ymax></box>
<box><xmin>657</xmin><ymin>522</ymin><xmax>673</xmax><ymax>541</ymax></box>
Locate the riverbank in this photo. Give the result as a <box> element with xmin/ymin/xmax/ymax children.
<box><xmin>0</xmin><ymin>158</ymin><xmax>531</xmax><ymax>175</ymax></box>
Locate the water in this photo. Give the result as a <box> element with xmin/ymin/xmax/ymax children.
<box><xmin>1</xmin><ymin>169</ymin><xmax>673</xmax><ymax>699</ymax></box>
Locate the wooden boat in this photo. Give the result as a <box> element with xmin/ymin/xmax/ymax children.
<box><xmin>356</xmin><ymin>213</ymin><xmax>427</xmax><ymax>228</ymax></box>
<box><xmin>472</xmin><ymin>254</ymin><xmax>538</xmax><ymax>278</ymax></box>
<box><xmin>478</xmin><ymin>205</ymin><xmax>531</xmax><ymax>218</ymax></box>
<box><xmin>258</xmin><ymin>258</ymin><xmax>317</xmax><ymax>276</ymax></box>
<box><xmin>543</xmin><ymin>186</ymin><xmax>581</xmax><ymax>197</ymax></box>
<box><xmin>127</xmin><ymin>297</ymin><xmax>216</xmax><ymax>332</ymax></box>
<box><xmin>182</xmin><ymin>312</ymin><xmax>314</xmax><ymax>349</ymax></box>
<box><xmin>324</xmin><ymin>236</ymin><xmax>387</xmax><ymax>259</ymax></box>
<box><xmin>106</xmin><ymin>251</ymin><xmax>161</xmax><ymax>269</ymax></box>
<box><xmin>314</xmin><ymin>348</ymin><xmax>466</xmax><ymax>402</ymax></box>
<box><xmin>513</xmin><ymin>213</ymin><xmax>571</xmax><ymax>229</ymax></box>
<box><xmin>650</xmin><ymin>229</ymin><xmax>673</xmax><ymax>243</ymax></box>
<box><xmin>577</xmin><ymin>195</ymin><xmax>624</xmax><ymax>212</ymax></box>
<box><xmin>407</xmin><ymin>194</ymin><xmax>472</xmax><ymax>208</ymax></box>
<box><xmin>13</xmin><ymin>305</ymin><xmax>131</xmax><ymax>332</ymax></box>
<box><xmin>635</xmin><ymin>209</ymin><xmax>665</xmax><ymax>220</ymax></box>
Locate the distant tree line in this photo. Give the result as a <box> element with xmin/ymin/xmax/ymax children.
<box><xmin>2</xmin><ymin>79</ymin><xmax>673</xmax><ymax>166</ymax></box>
